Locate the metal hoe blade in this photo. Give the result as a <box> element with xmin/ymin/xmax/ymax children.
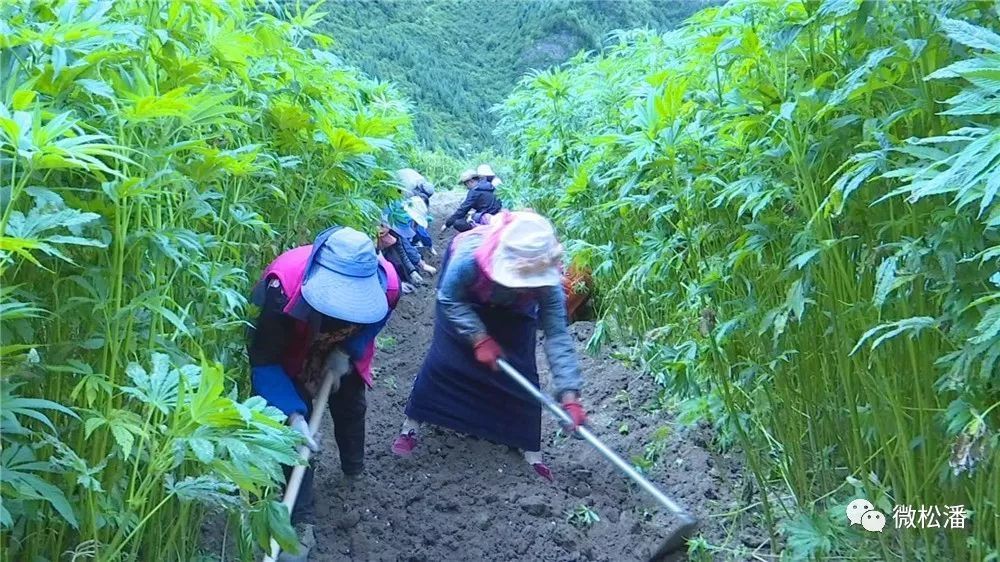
<box><xmin>497</xmin><ymin>358</ymin><xmax>699</xmax><ymax>560</ymax></box>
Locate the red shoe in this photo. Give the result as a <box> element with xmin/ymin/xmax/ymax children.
<box><xmin>391</xmin><ymin>431</ymin><xmax>418</xmax><ymax>457</ymax></box>
<box><xmin>532</xmin><ymin>462</ymin><xmax>554</xmax><ymax>482</ymax></box>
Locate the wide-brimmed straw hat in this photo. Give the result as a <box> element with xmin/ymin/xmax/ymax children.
<box><xmin>458</xmin><ymin>169</ymin><xmax>477</xmax><ymax>184</ymax></box>
<box><xmin>301</xmin><ymin>227</ymin><xmax>388</xmax><ymax>324</ymax></box>
<box><xmin>476</xmin><ymin>164</ymin><xmax>496</xmax><ymax>179</ymax></box>
<box><xmin>403</xmin><ymin>196</ymin><xmax>429</xmax><ymax>228</ymax></box>
<box><xmin>489</xmin><ymin>212</ymin><xmax>563</xmax><ymax>288</ymax></box>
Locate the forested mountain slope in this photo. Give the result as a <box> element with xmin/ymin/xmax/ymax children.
<box><xmin>318</xmin><ymin>0</ymin><xmax>710</xmax><ymax>154</ymax></box>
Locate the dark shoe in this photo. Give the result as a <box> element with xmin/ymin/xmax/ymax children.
<box><xmin>339</xmin><ymin>470</ymin><xmax>371</xmax><ymax>489</ymax></box>
<box><xmin>342</xmin><ymin>463</ymin><xmax>364</xmax><ymax>477</ymax></box>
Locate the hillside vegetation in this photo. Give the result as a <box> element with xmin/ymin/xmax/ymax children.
<box><xmin>0</xmin><ymin>1</ymin><xmax>412</xmax><ymax>559</ymax></box>
<box><xmin>3</xmin><ymin>0</ymin><xmax>1000</xmax><ymax>560</ymax></box>
<box><xmin>319</xmin><ymin>0</ymin><xmax>710</xmax><ymax>154</ymax></box>
<box><xmin>498</xmin><ymin>0</ymin><xmax>999</xmax><ymax>559</ymax></box>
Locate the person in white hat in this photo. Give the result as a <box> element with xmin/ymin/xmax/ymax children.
<box><xmin>397</xmin><ymin>168</ymin><xmax>435</xmax><ymax>206</ymax></box>
<box><xmin>391</xmin><ymin>211</ymin><xmax>587</xmax><ymax>482</ymax></box>
<box><xmin>443</xmin><ymin>166</ymin><xmax>503</xmax><ymax>233</ymax></box>
<box><xmin>475</xmin><ymin>164</ymin><xmax>497</xmax><ymax>180</ymax></box>
<box><xmin>458</xmin><ymin>168</ymin><xmax>477</xmax><ymax>187</ymax></box>
<box><xmin>475</xmin><ymin>163</ymin><xmax>504</xmax><ymax>188</ymax></box>
<box><xmin>404</xmin><ymin>195</ymin><xmax>437</xmax><ymax>257</ymax></box>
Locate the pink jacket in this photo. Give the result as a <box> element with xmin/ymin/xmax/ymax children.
<box><xmin>259</xmin><ymin>244</ymin><xmax>400</xmax><ymax>386</ymax></box>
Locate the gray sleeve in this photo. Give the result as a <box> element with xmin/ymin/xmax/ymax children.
<box><xmin>536</xmin><ymin>284</ymin><xmax>583</xmax><ymax>397</ymax></box>
<box><xmin>437</xmin><ymin>248</ymin><xmax>487</xmax><ymax>343</ymax></box>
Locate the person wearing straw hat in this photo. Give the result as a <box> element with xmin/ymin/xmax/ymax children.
<box><xmin>391</xmin><ymin>210</ymin><xmax>587</xmax><ymax>482</ymax></box>
<box><xmin>248</xmin><ymin>226</ymin><xmax>401</xmax><ymax>561</ymax></box>
<box><xmin>476</xmin><ymin>163</ymin><xmax>499</xmax><ymax>184</ymax></box>
<box><xmin>457</xmin><ymin>168</ymin><xmax>477</xmax><ymax>188</ymax></box>
<box><xmin>397</xmin><ymin>168</ymin><xmax>435</xmax><ymax>206</ymax></box>
<box><xmin>473</xmin><ymin>164</ymin><xmax>504</xmax><ymax>222</ymax></box>
<box><xmin>443</xmin><ymin>166</ymin><xmax>503</xmax><ymax>233</ymax></box>
<box><xmin>404</xmin><ymin>195</ymin><xmax>437</xmax><ymax>257</ymax></box>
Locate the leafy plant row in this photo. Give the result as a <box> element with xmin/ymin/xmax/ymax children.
<box><xmin>497</xmin><ymin>0</ymin><xmax>999</xmax><ymax>559</ymax></box>
<box><xmin>0</xmin><ymin>1</ymin><xmax>413</xmax><ymax>560</ymax></box>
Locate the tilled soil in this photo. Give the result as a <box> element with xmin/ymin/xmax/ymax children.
<box><xmin>301</xmin><ymin>194</ymin><xmax>752</xmax><ymax>562</ymax></box>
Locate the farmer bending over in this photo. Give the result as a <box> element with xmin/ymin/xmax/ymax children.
<box><xmin>378</xmin><ymin>207</ymin><xmax>436</xmax><ymax>294</ymax></box>
<box><xmin>404</xmin><ymin>195</ymin><xmax>437</xmax><ymax>257</ymax></box>
<box><xmin>248</xmin><ymin>227</ymin><xmax>400</xmax><ymax>562</ymax></box>
<box><xmin>392</xmin><ymin>210</ymin><xmax>587</xmax><ymax>481</ymax></box>
<box><xmin>442</xmin><ymin>165</ymin><xmax>503</xmax><ymax>233</ymax></box>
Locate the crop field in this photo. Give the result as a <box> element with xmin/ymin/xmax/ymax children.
<box><xmin>1</xmin><ymin>1</ymin><xmax>997</xmax><ymax>561</ymax></box>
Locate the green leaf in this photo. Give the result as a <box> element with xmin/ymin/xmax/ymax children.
<box><xmin>0</xmin><ymin>385</ymin><xmax>78</xmax><ymax>432</ymax></box>
<box><xmin>873</xmin><ymin>255</ymin><xmax>898</xmax><ymax>308</ymax></box>
<box><xmin>189</xmin><ymin>362</ymin><xmax>242</xmax><ymax>428</ymax></box>
<box><xmin>788</xmin><ymin>248</ymin><xmax>820</xmax><ymax>271</ymax></box>
<box><xmin>75</xmin><ymin>79</ymin><xmax>115</xmax><ymax>100</ymax></box>
<box><xmin>781</xmin><ymin>513</ymin><xmax>833</xmax><ymax>559</ymax></box>
<box><xmin>818</xmin><ymin>0</ymin><xmax>860</xmax><ymax>18</ymax></box>
<box><xmin>821</xmin><ymin>47</ymin><xmax>894</xmax><ymax>114</ymax></box>
<box><xmin>2</xmin><ymin>445</ymin><xmax>79</xmax><ymax>528</ymax></box>
<box><xmin>851</xmin><ymin>317</ymin><xmax>937</xmax><ymax>355</ymax></box>
<box><xmin>165</xmin><ymin>474</ymin><xmax>239</xmax><ymax>509</ymax></box>
<box><xmin>84</xmin><ymin>416</ymin><xmax>105</xmax><ymax>438</ymax></box>
<box><xmin>266</xmin><ymin>501</ymin><xmax>300</xmax><ymax>553</ymax></box>
<box><xmin>971</xmin><ymin>303</ymin><xmax>1000</xmax><ymax>345</ymax></box>
<box><xmin>147</xmin><ymin>302</ymin><xmax>191</xmax><ymax>336</ymax></box>
<box><xmin>110</xmin><ymin>425</ymin><xmax>135</xmax><ymax>459</ymax></box>
<box><xmin>12</xmin><ymin>90</ymin><xmax>36</xmax><ymax>110</ymax></box>
<box><xmin>0</xmin><ymin>502</ymin><xmax>12</xmax><ymax>528</ymax></box>
<box><xmin>188</xmin><ymin>438</ymin><xmax>215</xmax><ymax>464</ymax></box>
<box><xmin>940</xmin><ymin>17</ymin><xmax>1000</xmax><ymax>53</ymax></box>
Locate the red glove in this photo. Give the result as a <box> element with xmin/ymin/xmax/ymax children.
<box><xmin>473</xmin><ymin>336</ymin><xmax>502</xmax><ymax>370</ymax></box>
<box><xmin>561</xmin><ymin>398</ymin><xmax>587</xmax><ymax>431</ymax></box>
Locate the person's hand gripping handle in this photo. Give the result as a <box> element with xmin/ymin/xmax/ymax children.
<box><xmin>473</xmin><ymin>335</ymin><xmax>503</xmax><ymax>371</ymax></box>
<box><xmin>288</xmin><ymin>413</ymin><xmax>319</xmax><ymax>452</ymax></box>
<box><xmin>560</xmin><ymin>392</ymin><xmax>587</xmax><ymax>432</ymax></box>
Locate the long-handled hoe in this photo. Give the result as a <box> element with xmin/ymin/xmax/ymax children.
<box><xmin>498</xmin><ymin>358</ymin><xmax>700</xmax><ymax>560</ymax></box>
<box><xmin>262</xmin><ymin>359</ymin><xmax>697</xmax><ymax>561</ymax></box>
<box><xmin>261</xmin><ymin>367</ymin><xmax>339</xmax><ymax>562</ymax></box>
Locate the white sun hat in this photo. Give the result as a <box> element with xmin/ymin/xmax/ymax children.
<box><xmin>458</xmin><ymin>169</ymin><xmax>477</xmax><ymax>183</ymax></box>
<box><xmin>397</xmin><ymin>168</ymin><xmax>426</xmax><ymax>191</ymax></box>
<box><xmin>476</xmin><ymin>164</ymin><xmax>497</xmax><ymax>179</ymax></box>
<box><xmin>403</xmin><ymin>195</ymin><xmax>429</xmax><ymax>228</ymax></box>
<box><xmin>489</xmin><ymin>212</ymin><xmax>563</xmax><ymax>288</ymax></box>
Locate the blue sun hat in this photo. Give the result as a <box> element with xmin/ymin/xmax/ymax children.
<box><xmin>300</xmin><ymin>227</ymin><xmax>388</xmax><ymax>324</ymax></box>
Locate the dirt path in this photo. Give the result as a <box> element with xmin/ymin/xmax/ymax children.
<box><xmin>303</xmin><ymin>193</ymin><xmax>757</xmax><ymax>562</ymax></box>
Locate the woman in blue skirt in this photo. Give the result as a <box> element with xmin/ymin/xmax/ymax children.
<box><xmin>391</xmin><ymin>211</ymin><xmax>587</xmax><ymax>481</ymax></box>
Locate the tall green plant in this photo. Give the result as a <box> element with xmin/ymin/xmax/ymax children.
<box><xmin>498</xmin><ymin>0</ymin><xmax>999</xmax><ymax>559</ymax></box>
<box><xmin>0</xmin><ymin>1</ymin><xmax>414</xmax><ymax>560</ymax></box>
